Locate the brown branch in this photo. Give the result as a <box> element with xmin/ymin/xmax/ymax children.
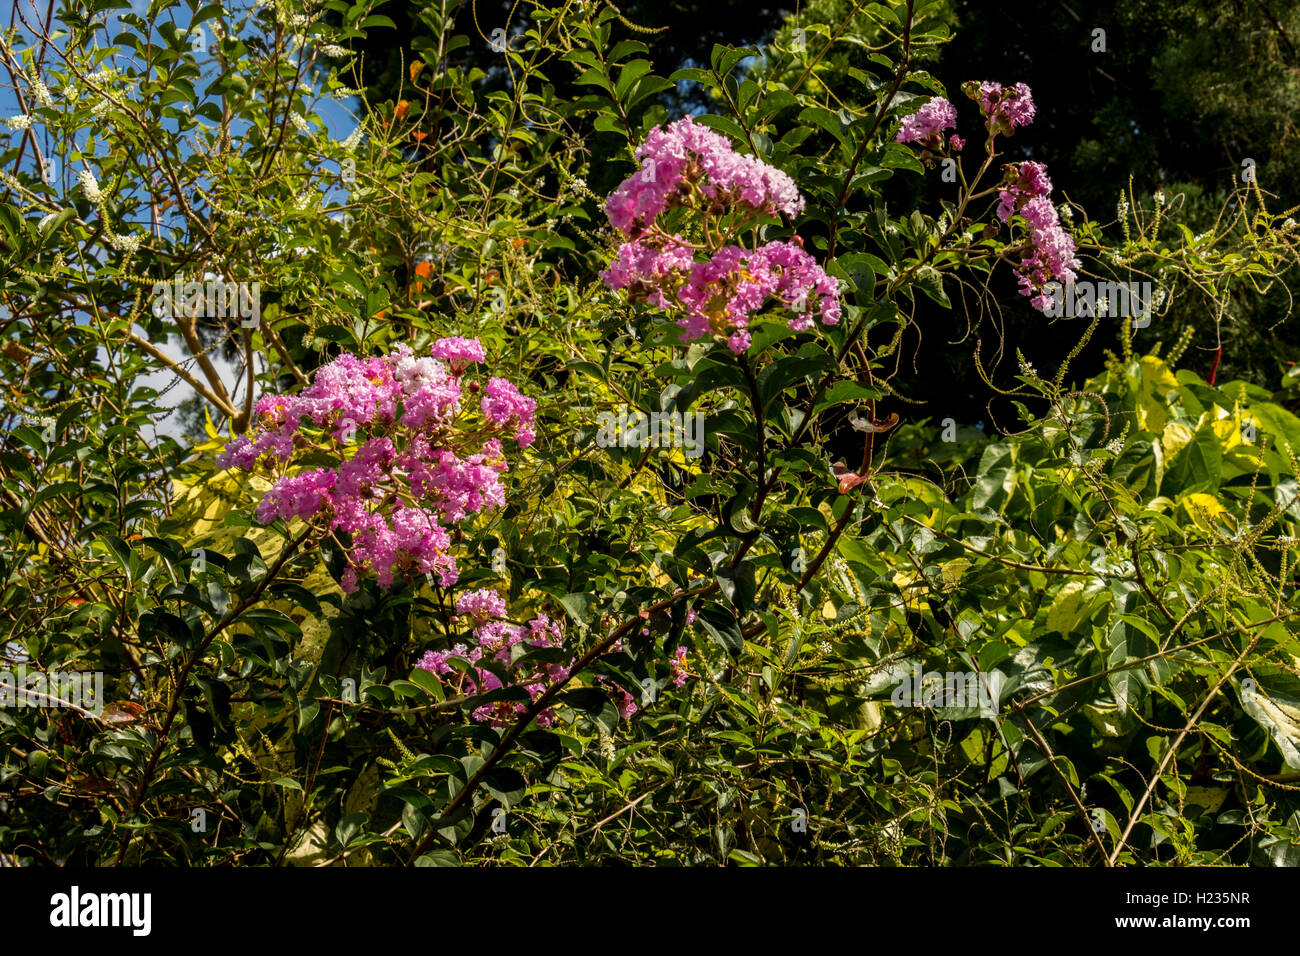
<box><xmin>125</xmin><ymin>330</ymin><xmax>239</xmax><ymax>418</ymax></box>
<box><xmin>173</xmin><ymin>309</ymin><xmax>237</xmax><ymax>419</ymax></box>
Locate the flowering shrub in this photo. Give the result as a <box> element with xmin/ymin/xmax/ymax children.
<box><xmin>6</xmin><ymin>0</ymin><xmax>1300</xmax><ymax>873</ymax></box>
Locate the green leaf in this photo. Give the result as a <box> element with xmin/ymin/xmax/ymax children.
<box><xmin>1165</xmin><ymin>423</ymin><xmax>1222</xmax><ymax>495</ymax></box>
<box><xmin>715</xmin><ymin>561</ymin><xmax>756</xmax><ymax>612</ymax></box>
<box><xmin>335</xmin><ymin>812</ymin><xmax>367</xmax><ymax>848</ymax></box>
<box><xmin>409</xmin><ymin>667</ymin><xmax>444</xmax><ymax>699</ymax></box>
<box><xmin>1106</xmin><ymin>621</ymin><xmax>1148</xmax><ymax>716</ymax></box>
<box><xmin>812</xmin><ymin>381</ymin><xmax>880</xmax><ymax>415</ymax></box>
<box><xmin>757</xmin><ymin>348</ymin><xmax>834</xmax><ymax>412</ymax></box>
<box><xmin>913</xmin><ymin>266</ymin><xmax>950</xmax><ymax>307</ymax></box>
<box><xmin>615</xmin><ymin>60</ymin><xmax>653</xmax><ymax>99</ymax></box>
<box><xmin>414</xmin><ymin>850</ymin><xmax>462</xmax><ymax>867</ymax></box>
<box><xmin>416</xmin><ymin>853</ymin><xmax>462</xmax><ymax>868</ymax></box>
<box><xmin>558</xmin><ymin>593</ymin><xmax>595</xmax><ymax>626</ymax></box>
<box><xmin>699</xmin><ymin>604</ymin><xmax>744</xmax><ymax>656</ymax></box>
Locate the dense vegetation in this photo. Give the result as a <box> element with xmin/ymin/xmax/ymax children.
<box><xmin>4</xmin><ymin>0</ymin><xmax>1300</xmax><ymax>867</ymax></box>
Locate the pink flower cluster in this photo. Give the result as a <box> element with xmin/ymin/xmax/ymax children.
<box><xmin>895</xmin><ymin>96</ymin><xmax>959</xmax><ymax>151</ymax></box>
<box><xmin>416</xmin><ymin>588</ymin><xmax>570</xmax><ymax>728</ymax></box>
<box><xmin>996</xmin><ymin>161</ymin><xmax>1053</xmax><ymax>220</ymax></box>
<box><xmin>966</xmin><ymin>80</ymin><xmax>1036</xmax><ymax>136</ymax></box>
<box><xmin>218</xmin><ymin>338</ymin><xmax>536</xmax><ymax>593</ymax></box>
<box><xmin>605</xmin><ymin>115</ymin><xmax>804</xmax><ymax>237</ymax></box>
<box><xmin>597</xmin><ymin>676</ymin><xmax>639</xmax><ymax>720</ymax></box>
<box><xmin>1010</xmin><ymin>199</ymin><xmax>1080</xmax><ymax>311</ymax></box>
<box><xmin>669</xmin><ymin>645</ymin><xmax>689</xmax><ymax>688</ymax></box>
<box><xmin>414</xmin><ymin>589</ymin><xmax>698</xmax><ymax>729</ymax></box>
<box><xmin>669</xmin><ymin>240</ymin><xmax>842</xmax><ymax>352</ymax></box>
<box><xmin>601</xmin><ymin>235</ymin><xmax>695</xmax><ymax>310</ymax></box>
<box><xmin>995</xmin><ymin>161</ymin><xmax>1079</xmax><ymax>310</ymax></box>
<box><xmin>602</xmin><ymin>118</ymin><xmax>841</xmax><ymax>354</ymax></box>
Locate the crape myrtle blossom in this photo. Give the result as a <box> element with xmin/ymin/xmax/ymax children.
<box><xmin>417</xmin><ymin>589</ymin><xmax>571</xmax><ymax>727</ymax></box>
<box><xmin>602</xmin><ymin>234</ymin><xmax>694</xmax><ymax>309</ymax></box>
<box><xmin>602</xmin><ymin>117</ymin><xmax>842</xmax><ymax>354</ymax></box>
<box><xmin>454</xmin><ymin>587</ymin><xmax>508</xmax><ymax>626</ymax></box>
<box><xmin>964</xmin><ymin>80</ymin><xmax>1036</xmax><ymax>136</ymax></box>
<box><xmin>671</xmin><ymin>240</ymin><xmax>842</xmax><ymax>353</ymax></box>
<box><xmin>995</xmin><ymin>161</ymin><xmax>1079</xmax><ymax>310</ymax></box>
<box><xmin>417</xmin><ymin>590</ymin><xmax>699</xmax><ymax>729</ymax></box>
<box><xmin>965</xmin><ymin>85</ymin><xmax>1076</xmax><ymax>306</ymax></box>
<box><xmin>669</xmin><ymin>645</ymin><xmax>690</xmax><ymax>688</ymax></box>
<box><xmin>481</xmin><ymin>377</ymin><xmax>538</xmax><ymax>447</ymax></box>
<box><xmin>996</xmin><ymin>161</ymin><xmax>1052</xmax><ymax>221</ymax></box>
<box><xmin>895</xmin><ymin>96</ymin><xmax>958</xmax><ymax>151</ymax></box>
<box><xmin>430</xmin><ymin>336</ymin><xmax>487</xmax><ymax>373</ymax></box>
<box><xmin>1012</xmin><ymin>198</ymin><xmax>1081</xmax><ymax>311</ymax></box>
<box><xmin>605</xmin><ymin>115</ymin><xmax>804</xmax><ymax>236</ymax></box>
<box><xmin>597</xmin><ymin>676</ymin><xmax>639</xmax><ymax>720</ymax></box>
<box><xmin>218</xmin><ymin>337</ymin><xmax>535</xmax><ymax>593</ymax></box>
